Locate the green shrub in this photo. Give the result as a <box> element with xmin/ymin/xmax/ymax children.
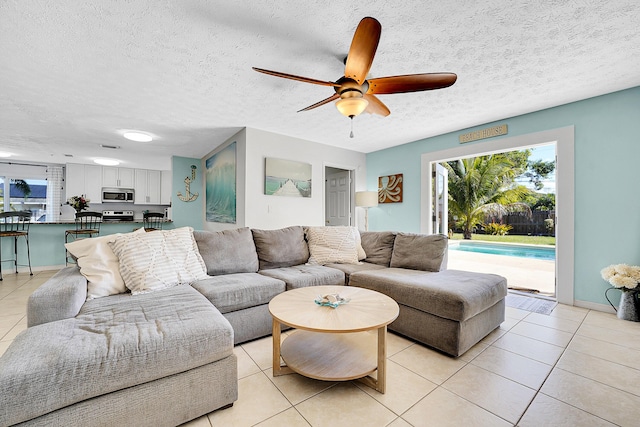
<box><xmin>544</xmin><ymin>218</ymin><xmax>555</xmax><ymax>235</ymax></box>
<box><xmin>483</xmin><ymin>222</ymin><xmax>513</xmax><ymax>236</ymax></box>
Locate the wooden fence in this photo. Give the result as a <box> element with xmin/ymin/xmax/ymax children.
<box><xmin>490</xmin><ymin>210</ymin><xmax>555</xmax><ymax>236</ymax></box>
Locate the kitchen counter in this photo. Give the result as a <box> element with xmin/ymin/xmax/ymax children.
<box><xmin>34</xmin><ymin>220</ymin><xmax>173</xmax><ymax>225</ymax></box>
<box><xmin>4</xmin><ymin>221</ymin><xmax>176</xmax><ymax>270</ymax></box>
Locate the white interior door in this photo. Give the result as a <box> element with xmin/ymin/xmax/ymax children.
<box><xmin>432</xmin><ymin>163</ymin><xmax>448</xmax><ymax>235</ymax></box>
<box><xmin>325</xmin><ymin>170</ymin><xmax>351</xmax><ymax>226</ymax></box>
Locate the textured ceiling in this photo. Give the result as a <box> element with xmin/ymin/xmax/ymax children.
<box><xmin>1</xmin><ymin>0</ymin><xmax>639</xmax><ymax>170</ymax></box>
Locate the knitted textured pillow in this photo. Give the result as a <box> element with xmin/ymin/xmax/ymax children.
<box><xmin>306</xmin><ymin>226</ymin><xmax>359</xmax><ymax>265</ymax></box>
<box><xmin>109</xmin><ymin>227</ymin><xmax>208</xmax><ymax>295</ymax></box>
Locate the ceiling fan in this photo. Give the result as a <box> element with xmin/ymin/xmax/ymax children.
<box><xmin>253</xmin><ymin>17</ymin><xmax>457</xmax><ymax>137</ymax></box>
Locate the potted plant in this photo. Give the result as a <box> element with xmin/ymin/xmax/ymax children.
<box><xmin>601</xmin><ymin>264</ymin><xmax>640</xmax><ymax>321</ymax></box>
<box><xmin>68</xmin><ymin>195</ymin><xmax>90</xmax><ymax>214</ymax></box>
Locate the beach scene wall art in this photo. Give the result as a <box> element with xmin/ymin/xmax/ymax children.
<box><xmin>265</xmin><ymin>157</ymin><xmax>312</xmax><ymax>198</ymax></box>
<box><xmin>206</xmin><ymin>142</ymin><xmax>236</xmax><ymax>223</ymax></box>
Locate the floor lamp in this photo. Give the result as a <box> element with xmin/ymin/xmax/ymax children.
<box><xmin>355</xmin><ymin>191</ymin><xmax>378</xmax><ymax>231</ymax></box>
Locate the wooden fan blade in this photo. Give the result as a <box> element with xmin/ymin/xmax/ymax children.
<box><xmin>344</xmin><ymin>17</ymin><xmax>381</xmax><ymax>85</ymax></box>
<box><xmin>253</xmin><ymin>67</ymin><xmax>340</xmax><ymax>87</ymax></box>
<box><xmin>298</xmin><ymin>94</ymin><xmax>340</xmax><ymax>112</ymax></box>
<box><xmin>367</xmin><ymin>73</ymin><xmax>457</xmax><ymax>94</ymax></box>
<box><xmin>364</xmin><ymin>94</ymin><xmax>390</xmax><ymax>116</ymax></box>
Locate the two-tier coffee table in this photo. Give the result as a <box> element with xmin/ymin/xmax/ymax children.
<box><xmin>268</xmin><ymin>285</ymin><xmax>399</xmax><ymax>393</ymax></box>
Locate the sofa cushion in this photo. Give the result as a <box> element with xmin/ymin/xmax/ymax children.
<box><xmin>194</xmin><ymin>228</ymin><xmax>259</xmax><ymax>275</ymax></box>
<box><xmin>390</xmin><ymin>233</ymin><xmax>448</xmax><ymax>272</ymax></box>
<box><xmin>109</xmin><ymin>226</ymin><xmax>208</xmax><ymax>295</ymax></box>
<box><xmin>360</xmin><ymin>231</ymin><xmax>396</xmax><ymax>266</ymax></box>
<box><xmin>0</xmin><ymin>286</ymin><xmax>233</xmax><ymax>426</ymax></box>
<box><xmin>191</xmin><ymin>273</ymin><xmax>286</xmax><ymax>314</ymax></box>
<box><xmin>252</xmin><ymin>226</ymin><xmax>309</xmax><ymax>270</ymax></box>
<box><xmin>306</xmin><ymin>226</ymin><xmax>359</xmax><ymax>265</ymax></box>
<box><xmin>259</xmin><ymin>264</ymin><xmax>345</xmax><ymax>290</ymax></box>
<box><xmin>349</xmin><ymin>268</ymin><xmax>507</xmax><ymax>321</ymax></box>
<box><xmin>325</xmin><ymin>261</ymin><xmax>386</xmax><ymax>284</ymax></box>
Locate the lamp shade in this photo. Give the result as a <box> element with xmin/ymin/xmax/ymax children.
<box><xmin>355</xmin><ymin>191</ymin><xmax>378</xmax><ymax>208</ymax></box>
<box><xmin>336</xmin><ymin>97</ymin><xmax>369</xmax><ymax>118</ymax></box>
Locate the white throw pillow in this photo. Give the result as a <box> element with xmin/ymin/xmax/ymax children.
<box><xmin>108</xmin><ymin>226</ymin><xmax>208</xmax><ymax>295</ymax></box>
<box><xmin>353</xmin><ymin>227</ymin><xmax>367</xmax><ymax>260</ymax></box>
<box><xmin>65</xmin><ymin>233</ymin><xmax>132</xmax><ymax>300</ymax></box>
<box><xmin>306</xmin><ymin>226</ymin><xmax>360</xmax><ymax>265</ymax></box>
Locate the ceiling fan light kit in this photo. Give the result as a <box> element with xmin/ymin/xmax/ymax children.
<box><xmin>253</xmin><ymin>16</ymin><xmax>456</xmax><ymax>137</ymax></box>
<box><xmin>336</xmin><ymin>97</ymin><xmax>368</xmax><ymax>118</ymax></box>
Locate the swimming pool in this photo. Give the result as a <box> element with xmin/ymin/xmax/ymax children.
<box><xmin>448</xmin><ymin>241</ymin><xmax>555</xmax><ymax>261</ymax></box>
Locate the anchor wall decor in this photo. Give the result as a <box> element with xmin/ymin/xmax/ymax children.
<box><xmin>177</xmin><ymin>164</ymin><xmax>199</xmax><ymax>202</ymax></box>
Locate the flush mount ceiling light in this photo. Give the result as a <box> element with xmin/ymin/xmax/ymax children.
<box><xmin>94</xmin><ymin>158</ymin><xmax>120</xmax><ymax>166</ymax></box>
<box><xmin>0</xmin><ymin>152</ymin><xmax>12</xmax><ymax>158</ymax></box>
<box><xmin>122</xmin><ymin>131</ymin><xmax>153</xmax><ymax>142</ymax></box>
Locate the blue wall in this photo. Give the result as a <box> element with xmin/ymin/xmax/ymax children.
<box><xmin>366</xmin><ymin>86</ymin><xmax>640</xmax><ymax>306</ymax></box>
<box><xmin>171</xmin><ymin>156</ymin><xmax>204</xmax><ymax>230</ymax></box>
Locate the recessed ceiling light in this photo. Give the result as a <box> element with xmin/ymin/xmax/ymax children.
<box><xmin>94</xmin><ymin>158</ymin><xmax>120</xmax><ymax>166</ymax></box>
<box><xmin>0</xmin><ymin>152</ymin><xmax>12</xmax><ymax>158</ymax></box>
<box><xmin>123</xmin><ymin>131</ymin><xmax>153</xmax><ymax>142</ymax></box>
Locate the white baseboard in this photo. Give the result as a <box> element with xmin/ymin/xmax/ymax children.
<box><xmin>573</xmin><ymin>299</ymin><xmax>616</xmax><ymax>314</ymax></box>
<box><xmin>11</xmin><ymin>265</ymin><xmax>66</xmax><ymax>274</ymax></box>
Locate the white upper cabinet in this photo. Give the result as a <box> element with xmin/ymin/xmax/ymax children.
<box><xmin>160</xmin><ymin>171</ymin><xmax>172</xmax><ymax>205</ymax></box>
<box><xmin>102</xmin><ymin>167</ymin><xmax>134</xmax><ymax>188</ymax></box>
<box><xmin>65</xmin><ymin>164</ymin><xmax>102</xmax><ymax>203</ymax></box>
<box><xmin>135</xmin><ymin>169</ymin><xmax>162</xmax><ymax>205</ymax></box>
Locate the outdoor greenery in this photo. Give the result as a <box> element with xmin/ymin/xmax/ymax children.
<box><xmin>443</xmin><ymin>150</ymin><xmax>556</xmax><ymax>239</ymax></box>
<box><xmin>443</xmin><ymin>153</ymin><xmax>532</xmax><ymax>239</ymax></box>
<box><xmin>14</xmin><ymin>179</ymin><xmax>31</xmax><ymax>198</ymax></box>
<box><xmin>449</xmin><ymin>233</ymin><xmax>555</xmax><ymax>246</ymax></box>
<box><xmin>483</xmin><ymin>222</ymin><xmax>513</xmax><ymax>235</ymax></box>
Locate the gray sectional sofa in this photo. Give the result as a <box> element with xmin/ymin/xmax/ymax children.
<box><xmin>0</xmin><ymin>225</ymin><xmax>507</xmax><ymax>426</ymax></box>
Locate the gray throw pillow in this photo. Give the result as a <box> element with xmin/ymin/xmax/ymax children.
<box><xmin>389</xmin><ymin>233</ymin><xmax>448</xmax><ymax>272</ymax></box>
<box><xmin>252</xmin><ymin>226</ymin><xmax>310</xmax><ymax>270</ymax></box>
<box><xmin>360</xmin><ymin>231</ymin><xmax>396</xmax><ymax>266</ymax></box>
<box><xmin>193</xmin><ymin>228</ymin><xmax>259</xmax><ymax>275</ymax></box>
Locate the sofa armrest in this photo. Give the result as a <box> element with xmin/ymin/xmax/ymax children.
<box><xmin>27</xmin><ymin>267</ymin><xmax>87</xmax><ymax>327</ymax></box>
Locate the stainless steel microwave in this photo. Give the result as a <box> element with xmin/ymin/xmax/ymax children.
<box><xmin>102</xmin><ymin>188</ymin><xmax>134</xmax><ymax>203</ymax></box>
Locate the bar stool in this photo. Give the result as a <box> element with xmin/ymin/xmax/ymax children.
<box><xmin>0</xmin><ymin>211</ymin><xmax>33</xmax><ymax>281</ymax></box>
<box><xmin>143</xmin><ymin>212</ymin><xmax>165</xmax><ymax>232</ymax></box>
<box><xmin>65</xmin><ymin>211</ymin><xmax>102</xmax><ymax>265</ymax></box>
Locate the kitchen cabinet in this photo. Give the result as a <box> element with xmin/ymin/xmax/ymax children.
<box><xmin>135</xmin><ymin>169</ymin><xmax>161</xmax><ymax>204</ymax></box>
<box><xmin>161</xmin><ymin>171</ymin><xmax>172</xmax><ymax>205</ymax></box>
<box><xmin>102</xmin><ymin>167</ymin><xmax>134</xmax><ymax>188</ymax></box>
<box><xmin>65</xmin><ymin>163</ymin><xmax>102</xmax><ymax>203</ymax></box>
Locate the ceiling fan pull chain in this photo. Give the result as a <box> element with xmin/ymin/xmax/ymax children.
<box><xmin>350</xmin><ymin>117</ymin><xmax>354</xmax><ymax>138</ymax></box>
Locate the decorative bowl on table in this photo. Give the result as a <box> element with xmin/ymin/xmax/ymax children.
<box><xmin>314</xmin><ymin>293</ymin><xmax>350</xmax><ymax>308</ymax></box>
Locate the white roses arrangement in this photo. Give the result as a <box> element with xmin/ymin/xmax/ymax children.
<box><xmin>601</xmin><ymin>264</ymin><xmax>640</xmax><ymax>291</ymax></box>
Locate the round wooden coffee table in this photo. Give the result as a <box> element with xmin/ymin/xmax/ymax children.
<box><xmin>268</xmin><ymin>285</ymin><xmax>399</xmax><ymax>393</ymax></box>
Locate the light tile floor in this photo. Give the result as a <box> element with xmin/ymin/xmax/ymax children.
<box><xmin>2</xmin><ymin>271</ymin><xmax>639</xmax><ymax>426</ymax></box>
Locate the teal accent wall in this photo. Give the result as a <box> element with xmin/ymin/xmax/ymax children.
<box><xmin>366</xmin><ymin>86</ymin><xmax>640</xmax><ymax>306</ymax></box>
<box><xmin>171</xmin><ymin>156</ymin><xmax>204</xmax><ymax>230</ymax></box>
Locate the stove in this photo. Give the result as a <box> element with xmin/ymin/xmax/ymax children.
<box><xmin>102</xmin><ymin>210</ymin><xmax>134</xmax><ymax>222</ymax></box>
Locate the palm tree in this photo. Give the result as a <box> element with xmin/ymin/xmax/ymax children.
<box><xmin>444</xmin><ymin>155</ymin><xmax>532</xmax><ymax>239</ymax></box>
<box><xmin>13</xmin><ymin>179</ymin><xmax>31</xmax><ymax>211</ymax></box>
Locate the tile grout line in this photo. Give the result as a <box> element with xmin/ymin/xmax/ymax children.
<box><xmin>512</xmin><ymin>306</ymin><xmax>592</xmax><ymax>426</ymax></box>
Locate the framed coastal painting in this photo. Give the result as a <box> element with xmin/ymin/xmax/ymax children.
<box><xmin>205</xmin><ymin>142</ymin><xmax>236</xmax><ymax>223</ymax></box>
<box><xmin>378</xmin><ymin>173</ymin><xmax>403</xmax><ymax>203</ymax></box>
<box><xmin>264</xmin><ymin>157</ymin><xmax>312</xmax><ymax>198</ymax></box>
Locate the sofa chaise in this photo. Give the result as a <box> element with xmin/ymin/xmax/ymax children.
<box><xmin>0</xmin><ymin>225</ymin><xmax>506</xmax><ymax>426</ymax></box>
